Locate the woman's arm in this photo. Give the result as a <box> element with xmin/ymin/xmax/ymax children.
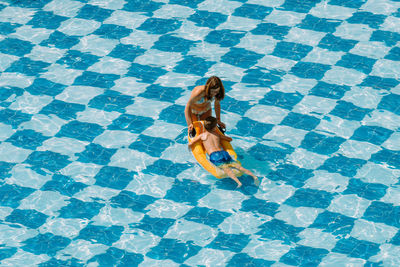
<box><xmin>214</xmin><ymin>100</ymin><xmax>226</xmax><ymax>128</ymax></box>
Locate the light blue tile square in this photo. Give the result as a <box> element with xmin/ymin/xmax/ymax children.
<box><xmin>198</xmin><ymin>189</ymin><xmax>248</xmax><ymax>213</ymax></box>
<box><xmin>40</xmin><ymin>137</ymin><xmax>88</xmax><ymax>158</ymax></box>
<box><xmin>303</xmin><ymin>47</ymin><xmax>344</xmax><ymax>65</ymax></box>
<box><xmin>58</xmin><ymin>18</ymin><xmax>101</xmax><ymax>36</ymax></box>
<box><xmin>184</xmin><ymin>248</ymin><xmax>234</xmax><ymax>267</ymax></box>
<box><xmin>217</xmin><ymin>16</ymin><xmax>260</xmax><ymax>32</ymax></box>
<box><xmin>293</xmin><ymin>95</ymin><xmax>337</xmax><ymax>117</ymax></box>
<box><xmin>134</xmin><ymin>49</ymin><xmax>182</xmax><ymax>70</ymax></box>
<box><xmin>197</xmin><ymin>0</ymin><xmax>242</xmax><ymax>15</ymax></box>
<box><xmin>242</xmin><ymin>239</ymin><xmax>291</xmax><ymax>262</ymax></box>
<box><xmin>77</xmin><ymin>107</ymin><xmax>121</xmax><ymax>127</ymax></box>
<box><xmin>113</xmin><ymin>229</ymin><xmax>161</xmax><ymax>255</ymax></box>
<box><xmin>39</xmin><ymin>218</ymin><xmax>89</xmax><ymax>238</ymax></box>
<box><xmin>370</xmin><ymin>59</ymin><xmax>400</xmax><ymax>80</ymax></box>
<box><xmin>287</xmin><ymin>148</ymin><xmax>329</xmax><ymax>170</ymax></box>
<box><xmin>255</xmin><ymin>179</ymin><xmax>296</xmax><ymax>204</ymax></box>
<box><xmin>9</xmin><ymin>92</ymin><xmax>53</xmax><ymax>114</ymax></box>
<box><xmin>0</xmin><ymin>53</ymin><xmax>18</xmax><ymax>72</ymax></box>
<box><xmin>43</xmin><ymin>0</ymin><xmax>85</xmax><ymax>17</ymax></box>
<box><xmin>93</xmin><ymin>130</ymin><xmax>138</xmax><ymax>149</ymax></box>
<box><xmin>298</xmin><ymin>228</ymin><xmax>337</xmax><ymax>250</ymax></box>
<box><xmin>146</xmin><ymin>199</ymin><xmax>193</xmax><ymax>219</ymax></box>
<box><xmin>237</xmin><ymin>34</ymin><xmax>277</xmax><ymax>55</ymax></box>
<box><xmin>88</xmin><ymin>56</ymin><xmax>131</xmax><ymax>75</ymax></box>
<box><xmin>322</xmin><ymin>66</ymin><xmax>367</xmax><ymax>86</ymax></box>
<box><xmin>59</xmin><ymin>161</ymin><xmax>102</xmax><ymax>185</ymax></box>
<box><xmin>59</xmin><ymin>240</ymin><xmax>108</xmax><ymax>262</ymax></box>
<box><xmin>73</xmin><ymin>35</ymin><xmax>119</xmax><ymax>57</ymax></box>
<box><xmin>264</xmin><ymin>126</ymin><xmax>308</xmax><ymax>148</ymax></box>
<box><xmin>327</xmin><ymin>194</ymin><xmax>371</xmax><ymax>218</ymax></box>
<box><xmin>275</xmin><ymin>204</ymin><xmax>323</xmax><ymax>228</ymax></box>
<box><xmin>19</xmin><ymin>190</ymin><xmax>69</xmax><ymax>216</ymax></box>
<box><xmin>310</xmin><ymin>3</ymin><xmax>355</xmax><ymax>20</ymax></box>
<box><xmin>362</xmin><ymin>109</ymin><xmax>400</xmax><ymax>131</ymax></box>
<box><xmin>91</xmin><ymin>207</ymin><xmax>144</xmax><ymax>227</ymax></box>
<box><xmin>56</xmin><ymin>86</ymin><xmax>104</xmax><ymax>105</ymax></box>
<box><xmin>316</xmin><ymin>115</ymin><xmax>360</xmax><ymax>138</ymax></box>
<box><xmin>9</xmin><ymin>25</ymin><xmax>53</xmax><ymax>44</ymax></box>
<box><xmin>350</xmin><ymin>41</ymin><xmax>391</xmax><ymax>59</ymax></box>
<box><xmin>218</xmin><ymin>211</ymin><xmax>271</xmax><ymax>235</ymax></box>
<box><xmin>0</xmin><ymin>6</ymin><xmax>36</xmax><ymax>24</ymax></box>
<box><xmin>356</xmin><ymin>162</ymin><xmax>400</xmax><ymax>186</ymax></box>
<box><xmin>350</xmin><ymin>219</ymin><xmax>398</xmax><ymax>244</ymax></box>
<box><xmin>73</xmin><ymin>185</ymin><xmax>120</xmax><ymax>202</ymax></box>
<box><xmin>334</xmin><ymin>22</ymin><xmax>374</xmax><ymax>41</ymax></box>
<box><xmin>369</xmin><ymin>244</ymin><xmax>400</xmax><ymax>267</ymax></box>
<box><xmin>257</xmin><ymin>55</ymin><xmax>296</xmax><ymax>72</ymax></box>
<box><xmin>124</xmin><ymin>173</ymin><xmax>175</xmax><ymax>199</ymax></box>
<box><xmin>285</xmin><ymin>28</ymin><xmax>326</xmax><ymax>46</ymax></box>
<box><xmin>338</xmin><ymin>140</ymin><xmax>381</xmax><ymax>160</ymax></box>
<box><xmin>264</xmin><ymin>10</ymin><xmax>306</xmax><ymax>26</ymax></box>
<box><xmin>319</xmin><ymin>252</ymin><xmax>366</xmax><ymax>267</ymax></box>
<box><xmin>342</xmin><ymin>86</ymin><xmax>382</xmax><ymax>109</ymax></box>
<box><xmin>0</xmin><ymin>142</ymin><xmax>32</xmax><ymax>163</ymax></box>
<box><xmin>121</xmin><ymin>30</ymin><xmax>161</xmax><ymax>50</ymax></box>
<box><xmin>0</xmin><ymin>123</ymin><xmax>15</xmax><ymax>141</ymax></box>
<box><xmin>109</xmin><ymin>148</ymin><xmax>158</xmax><ymax>172</ymax></box>
<box><xmin>0</xmin><ymin>251</ymin><xmax>50</xmax><ymax>267</ymax></box>
<box><xmin>245</xmin><ymin>104</ymin><xmax>289</xmax><ymax>124</ymax></box>
<box><xmin>304</xmin><ymin>170</ymin><xmax>349</xmax><ymax>193</ymax></box>
<box><xmin>41</xmin><ymin>64</ymin><xmax>83</xmax><ymax>85</ymax></box>
<box><xmin>8</xmin><ymin>164</ymin><xmax>52</xmax><ymax>189</ymax></box>
<box><xmin>272</xmin><ymin>74</ymin><xmax>318</xmax><ymax>95</ymax></box>
<box><xmin>125</xmin><ymin>96</ymin><xmax>173</xmax><ymax>120</ymax></box>
<box><xmin>28</xmin><ymin>46</ymin><xmax>66</xmax><ymax>64</ymax></box>
<box><xmin>382</xmin><ymin>132</ymin><xmax>400</xmax><ymax>151</ymax></box>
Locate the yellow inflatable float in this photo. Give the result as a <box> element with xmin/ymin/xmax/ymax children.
<box><xmin>188</xmin><ymin>121</ymin><xmax>243</xmax><ymax>179</ymax></box>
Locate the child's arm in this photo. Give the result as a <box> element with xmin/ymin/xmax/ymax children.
<box><xmin>188</xmin><ymin>133</ymin><xmax>203</xmax><ymax>146</ymax></box>
<box><xmin>213</xmin><ymin>130</ymin><xmax>232</xmax><ymax>142</ymax></box>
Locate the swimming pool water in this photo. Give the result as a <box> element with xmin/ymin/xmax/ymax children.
<box><xmin>0</xmin><ymin>0</ymin><xmax>400</xmax><ymax>266</ymax></box>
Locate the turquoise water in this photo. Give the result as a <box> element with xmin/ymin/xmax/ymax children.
<box><xmin>0</xmin><ymin>0</ymin><xmax>400</xmax><ymax>266</ymax></box>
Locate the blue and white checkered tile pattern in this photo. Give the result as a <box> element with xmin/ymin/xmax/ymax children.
<box><xmin>0</xmin><ymin>0</ymin><xmax>399</xmax><ymax>265</ymax></box>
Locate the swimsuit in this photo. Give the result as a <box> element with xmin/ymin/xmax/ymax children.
<box><xmin>191</xmin><ymin>96</ymin><xmax>213</xmax><ymax>116</ymax></box>
<box><xmin>209</xmin><ymin>150</ymin><xmax>233</xmax><ymax>166</ymax></box>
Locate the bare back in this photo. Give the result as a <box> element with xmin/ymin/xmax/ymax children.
<box><xmin>199</xmin><ymin>131</ymin><xmax>223</xmax><ymax>155</ymax></box>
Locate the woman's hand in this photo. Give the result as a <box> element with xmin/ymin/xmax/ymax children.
<box><xmin>188</xmin><ymin>123</ymin><xmax>194</xmax><ymax>133</ymax></box>
<box><xmin>217</xmin><ymin>120</ymin><xmax>226</xmax><ymax>129</ymax></box>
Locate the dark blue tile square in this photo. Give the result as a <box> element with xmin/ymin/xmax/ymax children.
<box><xmin>232</xmin><ymin>117</ymin><xmax>273</xmax><ymax>138</ymax></box>
<box><xmin>351</xmin><ymin>125</ymin><xmax>393</xmax><ymax>145</ymax></box>
<box><xmin>0</xmin><ymin>87</ymin><xmax>23</xmax><ymax>102</ymax></box>
<box><xmin>73</xmin><ymin>71</ymin><xmax>120</xmax><ymax>89</ymax></box>
<box><xmin>27</xmin><ymin>11</ymin><xmax>68</xmax><ymax>29</ymax></box>
<box><xmin>329</xmin><ymin>0</ymin><xmax>366</xmax><ymax>8</ymax></box>
<box><xmin>318</xmin><ymin>34</ymin><xmax>358</xmax><ymax>52</ymax></box>
<box><xmin>301</xmin><ymin>131</ymin><xmax>346</xmax><ymax>155</ymax></box>
<box><xmin>57</xmin><ymin>50</ymin><xmax>100</xmax><ymax>70</ymax></box>
<box><xmin>318</xmin><ymin>154</ymin><xmax>367</xmax><ymax>177</ymax></box>
<box><xmin>344</xmin><ymin>179</ymin><xmax>387</xmax><ymax>201</ymax></box>
<box><xmin>208</xmin><ymin>232</ymin><xmax>250</xmax><ymax>253</ymax></box>
<box><xmin>57</xmin><ymin>121</ymin><xmax>105</xmax><ymax>142</ymax></box>
<box><xmin>93</xmin><ymin>24</ymin><xmax>132</xmax><ymax>39</ymax></box>
<box><xmin>310</xmin><ymin>81</ymin><xmax>350</xmax><ymax>99</ymax></box>
<box><xmin>129</xmin><ymin>134</ymin><xmax>173</xmax><ymax>157</ymax></box>
<box><xmin>6</xmin><ymin>129</ymin><xmax>49</xmax><ymax>150</ymax></box>
<box><xmin>94</xmin><ymin>166</ymin><xmax>135</xmax><ymax>190</ymax></box>
<box><xmin>77</xmin><ymin>143</ymin><xmax>117</xmax><ymax>165</ymax></box>
<box><xmin>256</xmin><ymin>219</ymin><xmax>304</xmax><ymax>244</ymax></box>
<box><xmin>138</xmin><ymin>18</ymin><xmax>181</xmax><ymax>34</ymax></box>
<box><xmin>122</xmin><ymin>0</ymin><xmax>163</xmax><ymax>14</ymax></box>
<box><xmin>0</xmin><ymin>22</ymin><xmax>20</xmax><ymax>35</ymax></box>
<box><xmin>136</xmin><ymin>216</ymin><xmax>175</xmax><ymax>237</ymax></box>
<box><xmin>332</xmin><ymin>237</ymin><xmax>380</xmax><ymax>258</ymax></box>
<box><xmin>260</xmin><ymin>90</ymin><xmax>303</xmax><ymax>110</ymax></box>
<box><xmin>5</xmin><ymin>209</ymin><xmax>48</xmax><ymax>229</ymax></box>
<box><xmin>108</xmin><ymin>114</ymin><xmax>154</xmax><ymax>133</ymax></box>
<box><xmin>347</xmin><ymin>12</ymin><xmax>386</xmax><ymax>29</ymax></box>
<box><xmin>251</xmin><ymin>22</ymin><xmax>290</xmax><ymax>40</ymax></box>
<box><xmin>281</xmin><ymin>0</ymin><xmax>322</xmax><ymax>13</ymax></box>
<box><xmin>240</xmin><ymin>197</ymin><xmax>279</xmax><ymax>216</ymax></box>
<box><xmin>370</xmin><ymin>30</ymin><xmax>400</xmax><ymax>46</ymax></box>
<box><xmin>281</xmin><ymin>245</ymin><xmax>329</xmax><ymax>266</ymax></box>
<box><xmin>310</xmin><ymin>211</ymin><xmax>356</xmax><ymax>236</ymax></box>
<box><xmin>290</xmin><ymin>61</ymin><xmax>331</xmax><ymax>79</ymax></box>
<box><xmin>78</xmin><ymin>225</ymin><xmax>124</xmax><ymax>246</ymax></box>
<box><xmin>284</xmin><ymin>188</ymin><xmax>334</xmax><ymax>209</ymax></box>
<box><xmin>183</xmin><ymin>207</ymin><xmax>231</xmax><ymax>227</ymax></box>
<box><xmin>0</xmin><ymin>247</ymin><xmax>17</xmax><ymax>262</ymax></box>
<box><xmin>385</xmin><ymin>47</ymin><xmax>400</xmax><ymax>61</ymax></box>
<box><xmin>228</xmin><ymin>253</ymin><xmax>274</xmax><ymax>267</ymax></box>
<box><xmin>0</xmin><ymin>38</ymin><xmax>34</xmax><ymax>56</ymax></box>
<box><xmin>88</xmin><ymin>247</ymin><xmax>143</xmax><ymax>266</ymax></box>
<box><xmin>299</xmin><ymin>14</ymin><xmax>341</xmax><ymax>33</ymax></box>
<box><xmin>158</xmin><ymin>104</ymin><xmax>187</xmax><ymax>126</ymax></box>
<box><xmin>361</xmin><ymin>75</ymin><xmax>400</xmax><ymax>91</ymax></box>
<box><xmin>138</xmin><ymin>84</ymin><xmax>184</xmax><ymax>103</ymax></box>
<box><xmin>76</xmin><ymin>4</ymin><xmax>113</xmax><ymax>22</ymax></box>
<box><xmin>88</xmin><ymin>90</ymin><xmax>134</xmax><ymax>112</ymax></box>
<box><xmin>40</xmin><ymin>31</ymin><xmax>81</xmax><ymax>49</ymax></box>
<box><xmin>0</xmin><ymin>162</ymin><xmax>15</xmax><ymax>180</ymax></box>
<box><xmin>25</xmin><ymin>151</ymin><xmax>71</xmax><ymax>172</ymax></box>
<box><xmin>370</xmin><ymin>149</ymin><xmax>400</xmax><ymax>169</ymax></box>
<box><xmin>146</xmin><ymin>158</ymin><xmax>192</xmax><ymax>177</ymax></box>
<box><xmin>336</xmin><ymin>53</ymin><xmax>376</xmax><ymax>74</ymax></box>
<box><xmin>127</xmin><ymin>63</ymin><xmax>168</xmax><ymax>83</ymax></box>
<box><xmin>41</xmin><ymin>174</ymin><xmax>87</xmax><ymax>197</ymax></box>
<box><xmin>377</xmin><ymin>93</ymin><xmax>400</xmax><ymax>115</ymax></box>
<box><xmin>221</xmin><ymin>47</ymin><xmax>264</xmax><ymax>69</ymax></box>
<box><xmin>40</xmin><ymin>257</ymin><xmax>89</xmax><ymax>267</ymax></box>
<box><xmin>110</xmin><ymin>190</ymin><xmax>157</xmax><ymax>212</ymax></box>
<box><xmin>241</xmin><ymin>68</ymin><xmax>283</xmax><ymax>87</ymax></box>
<box><xmin>267</xmin><ymin>164</ymin><xmax>314</xmax><ymax>188</ymax></box>
<box><xmin>146</xmin><ymin>238</ymin><xmax>202</xmax><ymax>263</ymax></box>
<box><xmin>6</xmin><ymin>57</ymin><xmax>50</xmax><ymax>76</ymax></box>
<box><xmin>152</xmin><ymin>34</ymin><xmax>196</xmax><ymax>53</ymax></box>
<box><xmin>25</xmin><ymin>78</ymin><xmax>67</xmax><ymax>96</ymax></box>
<box><xmin>174</xmin><ymin>56</ymin><xmax>215</xmax><ymax>76</ymax></box>
<box><xmin>390</xmin><ymin>231</ymin><xmax>400</xmax><ymax>246</ymax></box>
<box><xmin>329</xmin><ymin>101</ymin><xmax>372</xmax><ymax>121</ymax></box>
<box><xmin>221</xmin><ymin>95</ymin><xmax>251</xmax><ymax>115</ymax></box>
<box><xmin>272</xmin><ymin>41</ymin><xmax>313</xmax><ymax>61</ymax></box>
<box><xmin>0</xmin><ymin>109</ymin><xmax>32</xmax><ymax>128</ymax></box>
<box><xmin>22</xmin><ymin>233</ymin><xmax>71</xmax><ymax>256</ymax></box>
<box><xmin>40</xmin><ymin>100</ymin><xmax>86</xmax><ymax>120</ymax></box>
<box><xmin>363</xmin><ymin>201</ymin><xmax>400</xmax><ymax>228</ymax></box>
<box><xmin>188</xmin><ymin>10</ymin><xmax>228</xmax><ymax>29</ymax></box>
<box><xmin>281</xmin><ymin>112</ymin><xmax>321</xmax><ymax>131</ymax></box>
<box><xmin>233</xmin><ymin>4</ymin><xmax>272</xmax><ymax>20</ymax></box>
<box><xmin>248</xmin><ymin>143</ymin><xmax>294</xmax><ymax>162</ymax></box>
<box><xmin>0</xmin><ymin>184</ymin><xmax>34</xmax><ymax>209</ymax></box>
<box><xmin>164</xmin><ymin>179</ymin><xmax>211</xmax><ymax>205</ymax></box>
<box><xmin>59</xmin><ymin>198</ymin><xmax>104</xmax><ymax>220</ymax></box>
<box><xmin>109</xmin><ymin>44</ymin><xmax>146</xmax><ymax>62</ymax></box>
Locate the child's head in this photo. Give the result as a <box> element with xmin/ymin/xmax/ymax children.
<box><xmin>204</xmin><ymin>116</ymin><xmax>218</xmax><ymax>131</ymax></box>
<box><xmin>205</xmin><ymin>76</ymin><xmax>225</xmax><ymax>101</ymax></box>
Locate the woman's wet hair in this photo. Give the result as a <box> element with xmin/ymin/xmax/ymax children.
<box><xmin>205</xmin><ymin>76</ymin><xmax>225</xmax><ymax>101</ymax></box>
<box><xmin>204</xmin><ymin>116</ymin><xmax>218</xmax><ymax>131</ymax></box>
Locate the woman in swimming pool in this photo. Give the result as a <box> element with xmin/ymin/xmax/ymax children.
<box><xmin>185</xmin><ymin>76</ymin><xmax>226</xmax><ymax>133</ymax></box>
